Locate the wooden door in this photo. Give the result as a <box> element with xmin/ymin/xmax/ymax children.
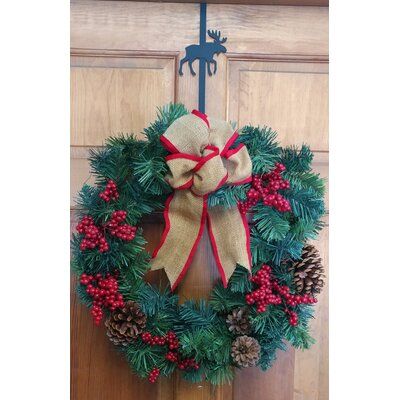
<box><xmin>71</xmin><ymin>2</ymin><xmax>328</xmax><ymax>400</ymax></box>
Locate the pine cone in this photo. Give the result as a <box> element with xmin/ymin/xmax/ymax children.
<box><xmin>289</xmin><ymin>244</ymin><xmax>325</xmax><ymax>296</ymax></box>
<box><xmin>105</xmin><ymin>301</ymin><xmax>147</xmax><ymax>346</ymax></box>
<box><xmin>231</xmin><ymin>335</ymin><xmax>260</xmax><ymax>367</ymax></box>
<box><xmin>226</xmin><ymin>307</ymin><xmax>251</xmax><ymax>335</ymax></box>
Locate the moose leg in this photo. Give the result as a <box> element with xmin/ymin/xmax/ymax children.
<box><xmin>188</xmin><ymin>60</ymin><xmax>196</xmax><ymax>76</ymax></box>
<box><xmin>179</xmin><ymin>57</ymin><xmax>188</xmax><ymax>76</ymax></box>
<box><xmin>212</xmin><ymin>60</ymin><xmax>217</xmax><ymax>74</ymax></box>
<box><xmin>207</xmin><ymin>61</ymin><xmax>213</xmax><ymax>76</ymax></box>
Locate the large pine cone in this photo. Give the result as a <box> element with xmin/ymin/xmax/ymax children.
<box><xmin>289</xmin><ymin>244</ymin><xmax>325</xmax><ymax>296</ymax></box>
<box><xmin>226</xmin><ymin>307</ymin><xmax>251</xmax><ymax>335</ymax></box>
<box><xmin>105</xmin><ymin>301</ymin><xmax>147</xmax><ymax>346</ymax></box>
<box><xmin>231</xmin><ymin>335</ymin><xmax>261</xmax><ymax>368</ymax></box>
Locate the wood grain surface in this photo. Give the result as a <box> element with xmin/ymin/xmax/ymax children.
<box><xmin>134</xmin><ymin>1</ymin><xmax>329</xmax><ymax>7</ymax></box>
<box><xmin>71</xmin><ymin>2</ymin><xmax>328</xmax><ymax>399</ymax></box>
<box><xmin>71</xmin><ymin>55</ymin><xmax>176</xmax><ymax>145</ymax></box>
<box><xmin>227</xmin><ymin>60</ymin><xmax>328</xmax><ymax>151</ymax></box>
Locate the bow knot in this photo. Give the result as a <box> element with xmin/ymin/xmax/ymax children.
<box><xmin>167</xmin><ymin>144</ymin><xmax>227</xmax><ymax>197</ymax></box>
<box><xmin>151</xmin><ymin>110</ymin><xmax>253</xmax><ymax>290</ymax></box>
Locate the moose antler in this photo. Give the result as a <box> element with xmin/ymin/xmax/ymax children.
<box><xmin>207</xmin><ymin>29</ymin><xmax>227</xmax><ymax>44</ymax></box>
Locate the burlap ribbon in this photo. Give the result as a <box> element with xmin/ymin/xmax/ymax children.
<box><xmin>151</xmin><ymin>110</ymin><xmax>252</xmax><ymax>290</ymax></box>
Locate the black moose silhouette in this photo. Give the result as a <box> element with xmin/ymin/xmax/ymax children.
<box><xmin>179</xmin><ymin>30</ymin><xmax>227</xmax><ymax>76</ymax></box>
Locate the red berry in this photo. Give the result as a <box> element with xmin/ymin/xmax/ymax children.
<box><xmin>99</xmin><ymin>180</ymin><xmax>119</xmax><ymax>202</ymax></box>
<box><xmin>246</xmin><ymin>264</ymin><xmax>316</xmax><ymax>325</ymax></box>
<box><xmin>148</xmin><ymin>367</ymin><xmax>160</xmax><ymax>383</ymax></box>
<box><xmin>239</xmin><ymin>163</ymin><xmax>291</xmax><ymax>214</ymax></box>
<box><xmin>80</xmin><ymin>271</ymin><xmax>124</xmax><ymax>325</ymax></box>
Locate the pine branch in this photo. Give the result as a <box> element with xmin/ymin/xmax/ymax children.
<box><xmin>283</xmin><ymin>187</ymin><xmax>325</xmax><ymax>224</ymax></box>
<box><xmin>75</xmin><ymin>283</ymin><xmax>93</xmax><ymax>307</ymax></box>
<box><xmin>250</xmin><ymin>305</ymin><xmax>286</xmax><ymax>336</ymax></box>
<box><xmin>290</xmin><ymin>218</ymin><xmax>325</xmax><ymax>242</ymax></box>
<box><xmin>175</xmin><ymin>300</ymin><xmax>217</xmax><ymax>333</ymax></box>
<box><xmin>71</xmin><ymin>228</ymin><xmax>149</xmax><ymax>275</ymax></box>
<box><xmin>209</xmin><ymin>282</ymin><xmax>247</xmax><ymax>312</ymax></box>
<box><xmin>280</xmin><ymin>145</ymin><xmax>314</xmax><ymax>173</ymax></box>
<box><xmin>258</xmin><ymin>337</ymin><xmax>286</xmax><ymax>371</ymax></box>
<box><xmin>228</xmin><ymin>265</ymin><xmax>252</xmax><ymax>293</ymax></box>
<box><xmin>138</xmin><ymin>284</ymin><xmax>178</xmax><ymax>318</ymax></box>
<box><xmin>237</xmin><ymin>126</ymin><xmax>280</xmax><ymax>174</ymax></box>
<box><xmin>284</xmin><ymin>170</ymin><xmax>326</xmax><ymax>197</ymax></box>
<box><xmin>206</xmin><ymin>365</ymin><xmax>235</xmax><ymax>385</ymax></box>
<box><xmin>178</xmin><ymin>324</ymin><xmax>231</xmax><ymax>365</ymax></box>
<box><xmin>132</xmin><ymin>154</ymin><xmax>171</xmax><ymax>196</ymax></box>
<box><xmin>283</xmin><ymin>305</ymin><xmax>315</xmax><ymax>349</ymax></box>
<box><xmin>181</xmin><ymin>366</ymin><xmax>204</xmax><ymax>383</ymax></box>
<box><xmin>252</xmin><ymin>204</ymin><xmax>291</xmax><ymax>242</ymax></box>
<box><xmin>250</xmin><ymin>231</ymin><xmax>304</xmax><ymax>267</ymax></box>
<box><xmin>125</xmin><ymin>340</ymin><xmax>166</xmax><ymax>376</ymax></box>
<box><xmin>208</xmin><ymin>184</ymin><xmax>249</xmax><ymax>208</ymax></box>
<box><xmin>144</xmin><ymin>103</ymin><xmax>189</xmax><ymax>143</ymax></box>
<box><xmin>88</xmin><ymin>136</ymin><xmax>143</xmax><ymax>185</ymax></box>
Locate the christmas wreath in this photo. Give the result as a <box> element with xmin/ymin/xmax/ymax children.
<box><xmin>71</xmin><ymin>103</ymin><xmax>326</xmax><ymax>385</ymax></box>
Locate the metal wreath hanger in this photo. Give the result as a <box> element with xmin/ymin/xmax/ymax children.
<box><xmin>178</xmin><ymin>3</ymin><xmax>227</xmax><ymax>114</ymax></box>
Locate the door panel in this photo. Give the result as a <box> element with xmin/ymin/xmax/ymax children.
<box><xmin>71</xmin><ymin>0</ymin><xmax>200</xmax><ymax>111</ymax></box>
<box><xmin>71</xmin><ymin>54</ymin><xmax>176</xmax><ymax>145</ymax></box>
<box><xmin>227</xmin><ymin>61</ymin><xmax>328</xmax><ymax>151</ymax></box>
<box><xmin>71</xmin><ymin>2</ymin><xmax>328</xmax><ymax>399</ymax></box>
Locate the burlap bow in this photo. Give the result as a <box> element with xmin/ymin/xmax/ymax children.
<box><xmin>151</xmin><ymin>110</ymin><xmax>252</xmax><ymax>290</ymax></box>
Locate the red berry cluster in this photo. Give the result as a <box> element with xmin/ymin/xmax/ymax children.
<box><xmin>76</xmin><ymin>216</ymin><xmax>109</xmax><ymax>253</ymax></box>
<box><xmin>165</xmin><ymin>351</ymin><xmax>179</xmax><ymax>363</ymax></box>
<box><xmin>107</xmin><ymin>210</ymin><xmax>137</xmax><ymax>241</ymax></box>
<box><xmin>77</xmin><ymin>180</ymin><xmax>136</xmax><ymax>253</ymax></box>
<box><xmin>286</xmin><ymin>310</ymin><xmax>299</xmax><ymax>327</ymax></box>
<box><xmin>77</xmin><ymin>211</ymin><xmax>137</xmax><ymax>253</ymax></box>
<box><xmin>245</xmin><ymin>265</ymin><xmax>282</xmax><ymax>312</ymax></box>
<box><xmin>141</xmin><ymin>331</ymin><xmax>180</xmax><ymax>350</ymax></box>
<box><xmin>245</xmin><ymin>264</ymin><xmax>317</xmax><ymax>326</ymax></box>
<box><xmin>141</xmin><ymin>330</ymin><xmax>199</xmax><ymax>382</ymax></box>
<box><xmin>80</xmin><ymin>272</ymin><xmax>124</xmax><ymax>325</ymax></box>
<box><xmin>239</xmin><ymin>163</ymin><xmax>291</xmax><ymax>214</ymax></box>
<box><xmin>176</xmin><ymin>358</ymin><xmax>199</xmax><ymax>371</ymax></box>
<box><xmin>141</xmin><ymin>332</ymin><xmax>167</xmax><ymax>346</ymax></box>
<box><xmin>99</xmin><ymin>179</ymin><xmax>119</xmax><ymax>202</ymax></box>
<box><xmin>165</xmin><ymin>350</ymin><xmax>198</xmax><ymax>370</ymax></box>
<box><xmin>148</xmin><ymin>367</ymin><xmax>160</xmax><ymax>383</ymax></box>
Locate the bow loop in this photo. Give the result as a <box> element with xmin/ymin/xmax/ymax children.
<box><xmin>193</xmin><ymin>147</ymin><xmax>226</xmax><ymax>196</ymax></box>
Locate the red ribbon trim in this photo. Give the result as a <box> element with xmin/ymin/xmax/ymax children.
<box><xmin>172</xmin><ymin>177</ymin><xmax>194</xmax><ymax>190</ymax></box>
<box><xmin>207</xmin><ymin>213</ymin><xmax>228</xmax><ymax>288</ymax></box>
<box><xmin>160</xmin><ymin>135</ymin><xmax>180</xmax><ymax>154</ymax></box>
<box><xmin>239</xmin><ymin>206</ymin><xmax>252</xmax><ymax>270</ymax></box>
<box><xmin>166</xmin><ymin>152</ymin><xmax>202</xmax><ymax>162</ymax></box>
<box><xmin>152</xmin><ymin>194</ymin><xmax>174</xmax><ymax>259</ymax></box>
<box><xmin>191</xmin><ymin>109</ymin><xmax>210</xmax><ymax>128</ymax></box>
<box><xmin>192</xmin><ymin>147</ymin><xmax>219</xmax><ymax>172</ymax></box>
<box><xmin>224</xmin><ymin>143</ymin><xmax>245</xmax><ymax>159</ymax></box>
<box><xmin>221</xmin><ymin>131</ymin><xmax>239</xmax><ymax>157</ymax></box>
<box><xmin>171</xmin><ymin>196</ymin><xmax>209</xmax><ymax>291</ymax></box>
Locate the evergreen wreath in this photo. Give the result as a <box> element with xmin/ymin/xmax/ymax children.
<box><xmin>71</xmin><ymin>103</ymin><xmax>326</xmax><ymax>385</ymax></box>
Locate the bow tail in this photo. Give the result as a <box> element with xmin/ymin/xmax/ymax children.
<box><xmin>150</xmin><ymin>190</ymin><xmax>207</xmax><ymax>291</ymax></box>
<box><xmin>207</xmin><ymin>206</ymin><xmax>252</xmax><ymax>287</ymax></box>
